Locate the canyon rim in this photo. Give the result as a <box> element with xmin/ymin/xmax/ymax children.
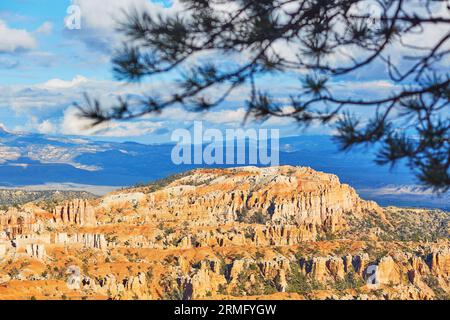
<box><xmin>0</xmin><ymin>166</ymin><xmax>448</xmax><ymax>300</ymax></box>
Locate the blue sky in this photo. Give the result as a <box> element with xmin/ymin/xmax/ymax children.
<box><xmin>0</xmin><ymin>0</ymin><xmax>112</xmax><ymax>84</ymax></box>
<box><xmin>0</xmin><ymin>0</ymin><xmax>445</xmax><ymax>143</ymax></box>
<box><xmin>0</xmin><ymin>0</ymin><xmax>305</xmax><ymax>142</ymax></box>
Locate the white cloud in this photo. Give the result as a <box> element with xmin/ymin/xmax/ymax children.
<box><xmin>60</xmin><ymin>106</ymin><xmax>162</xmax><ymax>137</ymax></box>
<box><xmin>68</xmin><ymin>0</ymin><xmax>184</xmax><ymax>52</ymax></box>
<box><xmin>35</xmin><ymin>21</ymin><xmax>53</xmax><ymax>35</ymax></box>
<box><xmin>155</xmin><ymin>107</ymin><xmax>249</xmax><ymax>126</ymax></box>
<box><xmin>0</xmin><ymin>145</ymin><xmax>21</xmax><ymax>163</ymax></box>
<box><xmin>14</xmin><ymin>103</ymin><xmax>164</xmax><ymax>138</ymax></box>
<box><xmin>0</xmin><ymin>73</ymin><xmax>408</xmax><ymax>138</ymax></box>
<box><xmin>0</xmin><ymin>19</ymin><xmax>37</xmax><ymax>53</ymax></box>
<box><xmin>0</xmin><ymin>123</ymin><xmax>11</xmax><ymax>133</ymax></box>
<box><xmin>331</xmin><ymin>80</ymin><xmax>400</xmax><ymax>100</ymax></box>
<box><xmin>37</xmin><ymin>119</ymin><xmax>55</xmax><ymax>134</ymax></box>
<box><xmin>334</xmin><ymin>80</ymin><xmax>395</xmax><ymax>90</ymax></box>
<box><xmin>0</xmin><ymin>73</ymin><xmax>178</xmax><ymax>113</ymax></box>
<box><xmin>73</xmin><ymin>0</ymin><xmax>184</xmax><ymax>30</ymax></box>
<box><xmin>0</xmin><ymin>75</ymin><xmax>116</xmax><ymax>111</ymax></box>
<box><xmin>41</xmin><ymin>75</ymin><xmax>88</xmax><ymax>89</ymax></box>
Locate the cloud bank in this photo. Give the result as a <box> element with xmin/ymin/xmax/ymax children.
<box><xmin>0</xmin><ymin>20</ymin><xmax>37</xmax><ymax>53</ymax></box>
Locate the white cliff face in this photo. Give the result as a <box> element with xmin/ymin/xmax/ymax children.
<box><xmin>25</xmin><ymin>243</ymin><xmax>46</xmax><ymax>260</ymax></box>
<box><xmin>52</xmin><ymin>199</ymin><xmax>96</xmax><ymax>227</ymax></box>
<box><xmin>55</xmin><ymin>233</ymin><xmax>107</xmax><ymax>250</ymax></box>
<box><xmin>100</xmin><ymin>192</ymin><xmax>146</xmax><ymax>209</ymax></box>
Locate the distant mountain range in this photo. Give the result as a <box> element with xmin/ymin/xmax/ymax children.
<box><xmin>0</xmin><ymin>127</ymin><xmax>448</xmax><ymax>210</ymax></box>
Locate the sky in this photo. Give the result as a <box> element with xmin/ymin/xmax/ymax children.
<box><xmin>0</xmin><ymin>0</ymin><xmax>448</xmax><ymax>144</ymax></box>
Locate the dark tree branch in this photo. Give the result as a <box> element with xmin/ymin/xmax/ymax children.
<box><xmin>78</xmin><ymin>0</ymin><xmax>450</xmax><ymax>192</ymax></box>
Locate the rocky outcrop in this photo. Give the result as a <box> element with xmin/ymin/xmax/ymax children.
<box><xmin>25</xmin><ymin>243</ymin><xmax>46</xmax><ymax>260</ymax></box>
<box><xmin>81</xmin><ymin>273</ymin><xmax>151</xmax><ymax>300</ymax></box>
<box><xmin>377</xmin><ymin>256</ymin><xmax>402</xmax><ymax>285</ymax></box>
<box><xmin>52</xmin><ymin>199</ymin><xmax>96</xmax><ymax>227</ymax></box>
<box><xmin>0</xmin><ymin>166</ymin><xmax>447</xmax><ymax>300</ymax></box>
<box><xmin>170</xmin><ymin>249</ymin><xmax>449</xmax><ymax>299</ymax></box>
<box><xmin>0</xmin><ymin>243</ymin><xmax>6</xmax><ymax>260</ymax></box>
<box><xmin>306</xmin><ymin>256</ymin><xmax>347</xmax><ymax>282</ymax></box>
<box><xmin>179</xmin><ymin>259</ymin><xmax>227</xmax><ymax>299</ymax></box>
<box><xmin>100</xmin><ymin>192</ymin><xmax>146</xmax><ymax>210</ymax></box>
<box><xmin>13</xmin><ymin>234</ymin><xmax>51</xmax><ymax>249</ymax></box>
<box><xmin>0</xmin><ymin>207</ymin><xmax>36</xmax><ymax>237</ymax></box>
<box><xmin>135</xmin><ymin>167</ymin><xmax>381</xmax><ymax>240</ymax></box>
<box><xmin>427</xmin><ymin>249</ymin><xmax>450</xmax><ymax>277</ymax></box>
<box><xmin>54</xmin><ymin>233</ymin><xmax>107</xmax><ymax>250</ymax></box>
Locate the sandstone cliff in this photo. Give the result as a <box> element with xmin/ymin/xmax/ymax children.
<box><xmin>0</xmin><ymin>166</ymin><xmax>448</xmax><ymax>300</ymax></box>
<box><xmin>52</xmin><ymin>199</ymin><xmax>96</xmax><ymax>227</ymax></box>
<box><xmin>100</xmin><ymin>166</ymin><xmax>381</xmax><ymax>239</ymax></box>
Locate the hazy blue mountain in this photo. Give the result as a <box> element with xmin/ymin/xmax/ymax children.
<box><xmin>0</xmin><ymin>129</ymin><xmax>447</xmax><ymax>210</ymax></box>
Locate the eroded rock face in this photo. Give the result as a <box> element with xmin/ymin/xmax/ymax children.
<box><xmin>54</xmin><ymin>233</ymin><xmax>107</xmax><ymax>250</ymax></box>
<box><xmin>179</xmin><ymin>259</ymin><xmax>227</xmax><ymax>299</ymax></box>
<box><xmin>377</xmin><ymin>256</ymin><xmax>402</xmax><ymax>285</ymax></box>
<box><xmin>428</xmin><ymin>249</ymin><xmax>450</xmax><ymax>277</ymax></box>
<box><xmin>0</xmin><ymin>166</ymin><xmax>447</xmax><ymax>300</ymax></box>
<box><xmin>52</xmin><ymin>199</ymin><xmax>96</xmax><ymax>227</ymax></box>
<box><xmin>25</xmin><ymin>243</ymin><xmax>46</xmax><ymax>260</ymax></box>
<box><xmin>82</xmin><ymin>273</ymin><xmax>151</xmax><ymax>300</ymax></box>
<box><xmin>14</xmin><ymin>234</ymin><xmax>51</xmax><ymax>248</ymax></box>
<box><xmin>0</xmin><ymin>207</ymin><xmax>36</xmax><ymax>237</ymax></box>
<box><xmin>137</xmin><ymin>167</ymin><xmax>381</xmax><ymax>239</ymax></box>
<box><xmin>0</xmin><ymin>243</ymin><xmax>6</xmax><ymax>260</ymax></box>
<box><xmin>306</xmin><ymin>256</ymin><xmax>348</xmax><ymax>282</ymax></box>
<box><xmin>159</xmin><ymin>246</ymin><xmax>449</xmax><ymax>301</ymax></box>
